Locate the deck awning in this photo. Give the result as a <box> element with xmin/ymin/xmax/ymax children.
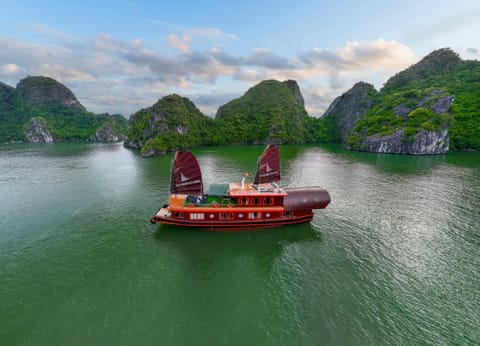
<box><xmin>208</xmin><ymin>183</ymin><xmax>229</xmax><ymax>196</ymax></box>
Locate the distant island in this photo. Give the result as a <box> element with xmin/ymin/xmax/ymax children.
<box><xmin>0</xmin><ymin>76</ymin><xmax>127</xmax><ymax>143</ymax></box>
<box><xmin>1</xmin><ymin>48</ymin><xmax>479</xmax><ymax>155</ymax></box>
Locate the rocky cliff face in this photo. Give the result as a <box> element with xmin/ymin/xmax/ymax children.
<box><xmin>89</xmin><ymin>122</ymin><xmax>123</xmax><ymax>142</ymax></box>
<box><xmin>358</xmin><ymin>128</ymin><xmax>449</xmax><ymax>154</ymax></box>
<box><xmin>124</xmin><ymin>108</ymin><xmax>166</xmax><ymax>150</ymax></box>
<box><xmin>322</xmin><ymin>82</ymin><xmax>377</xmax><ymax>139</ymax></box>
<box><xmin>282</xmin><ymin>80</ymin><xmax>305</xmax><ymax>106</ymax></box>
<box><xmin>25</xmin><ymin>117</ymin><xmax>53</xmax><ymax>143</ymax></box>
<box><xmin>349</xmin><ymin>92</ymin><xmax>454</xmax><ymax>155</ymax></box>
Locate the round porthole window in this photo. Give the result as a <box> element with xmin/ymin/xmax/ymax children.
<box><xmin>210</xmin><ymin>214</ymin><xmax>215</xmax><ymax>219</ymax></box>
<box><xmin>266</xmin><ymin>213</ymin><xmax>270</xmax><ymax>218</ymax></box>
<box><xmin>238</xmin><ymin>213</ymin><xmax>243</xmax><ymax>218</ymax></box>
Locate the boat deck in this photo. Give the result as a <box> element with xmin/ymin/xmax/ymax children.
<box><xmin>228</xmin><ymin>182</ymin><xmax>287</xmax><ymax>197</ymax></box>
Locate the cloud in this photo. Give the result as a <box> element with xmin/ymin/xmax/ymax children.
<box><xmin>124</xmin><ymin>49</ymin><xmax>234</xmax><ymax>86</ymax></box>
<box><xmin>232</xmin><ymin>40</ymin><xmax>415</xmax><ymax>93</ymax></box>
<box><xmin>244</xmin><ymin>48</ymin><xmax>296</xmax><ymax>69</ymax></box>
<box><xmin>188</xmin><ymin>91</ymin><xmax>242</xmax><ymax>116</ymax></box>
<box><xmin>340</xmin><ymin>39</ymin><xmax>416</xmax><ymax>69</ymax></box>
<box><xmin>0</xmin><ymin>26</ymin><xmax>417</xmax><ymax>117</ymax></box>
<box><xmin>303</xmin><ymin>87</ymin><xmax>343</xmax><ymax>117</ymax></box>
<box><xmin>402</xmin><ymin>5</ymin><xmax>480</xmax><ymax>44</ymax></box>
<box><xmin>165</xmin><ymin>27</ymin><xmax>237</xmax><ymax>53</ymax></box>
<box><xmin>210</xmin><ymin>47</ymin><xmax>298</xmax><ymax>70</ymax></box>
<box><xmin>299</xmin><ymin>39</ymin><xmax>415</xmax><ymax>71</ymax></box>
<box><xmin>466</xmin><ymin>47</ymin><xmax>478</xmax><ymax>55</ymax></box>
<box><xmin>232</xmin><ymin>67</ymin><xmax>306</xmax><ymax>83</ymax></box>
<box><xmin>328</xmin><ymin>70</ymin><xmax>344</xmax><ymax>89</ymax></box>
<box><xmin>31</xmin><ymin>24</ymin><xmax>73</xmax><ymax>41</ymax></box>
<box><xmin>184</xmin><ymin>27</ymin><xmax>237</xmax><ymax>40</ymax></box>
<box><xmin>209</xmin><ymin>47</ymin><xmax>243</xmax><ymax>66</ymax></box>
<box><xmin>166</xmin><ymin>34</ymin><xmax>191</xmax><ymax>53</ymax></box>
<box><xmin>1</xmin><ymin>63</ymin><xmax>22</xmax><ymax>77</ymax></box>
<box><xmin>32</xmin><ymin>64</ymin><xmax>96</xmax><ymax>82</ymax></box>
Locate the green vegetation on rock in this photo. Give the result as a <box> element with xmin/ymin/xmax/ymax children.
<box><xmin>371</xmin><ymin>49</ymin><xmax>480</xmax><ymax>150</ymax></box>
<box><xmin>215</xmin><ymin>80</ymin><xmax>312</xmax><ymax>144</ymax></box>
<box><xmin>350</xmin><ymin>88</ymin><xmax>451</xmax><ymax>144</ymax></box>
<box><xmin>126</xmin><ymin>80</ymin><xmax>315</xmax><ymax>156</ymax></box>
<box><xmin>125</xmin><ymin>94</ymin><xmax>218</xmax><ymax>156</ymax></box>
<box><xmin>319</xmin><ymin>48</ymin><xmax>480</xmax><ymax>151</ymax></box>
<box><xmin>0</xmin><ymin>82</ymin><xmax>22</xmax><ymax>141</ymax></box>
<box><xmin>0</xmin><ymin>76</ymin><xmax>127</xmax><ymax>143</ymax></box>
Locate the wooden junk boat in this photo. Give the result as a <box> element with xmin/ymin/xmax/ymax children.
<box><xmin>151</xmin><ymin>145</ymin><xmax>330</xmax><ymax>231</ymax></box>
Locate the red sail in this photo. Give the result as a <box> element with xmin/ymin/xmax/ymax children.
<box><xmin>170</xmin><ymin>151</ymin><xmax>203</xmax><ymax>195</ymax></box>
<box><xmin>254</xmin><ymin>144</ymin><xmax>281</xmax><ymax>184</ymax></box>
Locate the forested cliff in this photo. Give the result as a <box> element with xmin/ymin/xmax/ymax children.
<box><xmin>318</xmin><ymin>48</ymin><xmax>480</xmax><ymax>153</ymax></box>
<box><xmin>0</xmin><ymin>76</ymin><xmax>127</xmax><ymax>143</ymax></box>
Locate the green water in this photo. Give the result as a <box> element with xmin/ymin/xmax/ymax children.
<box><xmin>1</xmin><ymin>143</ymin><xmax>479</xmax><ymax>345</ymax></box>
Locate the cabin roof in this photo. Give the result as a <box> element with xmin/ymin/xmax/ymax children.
<box><xmin>228</xmin><ymin>182</ymin><xmax>287</xmax><ymax>197</ymax></box>
<box><xmin>208</xmin><ymin>183</ymin><xmax>230</xmax><ymax>196</ymax></box>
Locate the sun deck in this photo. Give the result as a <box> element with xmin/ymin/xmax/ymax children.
<box><xmin>227</xmin><ymin>182</ymin><xmax>287</xmax><ymax>197</ymax></box>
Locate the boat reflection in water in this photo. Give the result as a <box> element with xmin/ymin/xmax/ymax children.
<box><xmin>151</xmin><ymin>145</ymin><xmax>330</xmax><ymax>231</ymax></box>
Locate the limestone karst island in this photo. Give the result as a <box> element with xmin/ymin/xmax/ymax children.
<box><xmin>1</xmin><ymin>48</ymin><xmax>479</xmax><ymax>156</ymax></box>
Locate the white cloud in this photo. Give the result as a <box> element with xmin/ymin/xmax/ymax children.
<box><xmin>1</xmin><ymin>63</ymin><xmax>21</xmax><ymax>77</ymax></box>
<box><xmin>244</xmin><ymin>48</ymin><xmax>297</xmax><ymax>69</ymax></box>
<box><xmin>338</xmin><ymin>39</ymin><xmax>416</xmax><ymax>69</ymax></box>
<box><xmin>165</xmin><ymin>27</ymin><xmax>237</xmax><ymax>53</ymax></box>
<box><xmin>303</xmin><ymin>87</ymin><xmax>341</xmax><ymax>117</ymax></box>
<box><xmin>31</xmin><ymin>24</ymin><xmax>73</xmax><ymax>40</ymax></box>
<box><xmin>33</xmin><ymin>64</ymin><xmax>96</xmax><ymax>82</ymax></box>
<box><xmin>0</xmin><ymin>27</ymin><xmax>418</xmax><ymax>117</ymax></box>
<box><xmin>300</xmin><ymin>39</ymin><xmax>416</xmax><ymax>72</ymax></box>
<box><xmin>466</xmin><ymin>47</ymin><xmax>479</xmax><ymax>56</ymax></box>
<box><xmin>166</xmin><ymin>34</ymin><xmax>191</xmax><ymax>53</ymax></box>
<box><xmin>184</xmin><ymin>27</ymin><xmax>237</xmax><ymax>40</ymax></box>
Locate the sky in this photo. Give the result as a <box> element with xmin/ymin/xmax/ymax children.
<box><xmin>1</xmin><ymin>0</ymin><xmax>479</xmax><ymax>117</ymax></box>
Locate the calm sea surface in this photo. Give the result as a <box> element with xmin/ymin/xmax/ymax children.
<box><xmin>1</xmin><ymin>143</ymin><xmax>479</xmax><ymax>345</ymax></box>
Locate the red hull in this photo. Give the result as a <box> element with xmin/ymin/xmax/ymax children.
<box><xmin>151</xmin><ymin>212</ymin><xmax>314</xmax><ymax>231</ymax></box>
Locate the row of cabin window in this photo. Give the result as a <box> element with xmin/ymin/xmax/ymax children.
<box><xmin>174</xmin><ymin>212</ymin><xmax>230</xmax><ymax>219</ymax></box>
<box><xmin>237</xmin><ymin>197</ymin><xmax>275</xmax><ymax>206</ymax></box>
<box><xmin>173</xmin><ymin>212</ymin><xmax>270</xmax><ymax>220</ymax></box>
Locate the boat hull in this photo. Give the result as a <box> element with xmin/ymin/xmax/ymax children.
<box><xmin>151</xmin><ymin>208</ymin><xmax>314</xmax><ymax>231</ymax></box>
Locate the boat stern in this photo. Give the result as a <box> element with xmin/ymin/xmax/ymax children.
<box><xmin>150</xmin><ymin>206</ymin><xmax>171</xmax><ymax>224</ymax></box>
<box><xmin>283</xmin><ymin>187</ymin><xmax>331</xmax><ymax>211</ymax></box>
